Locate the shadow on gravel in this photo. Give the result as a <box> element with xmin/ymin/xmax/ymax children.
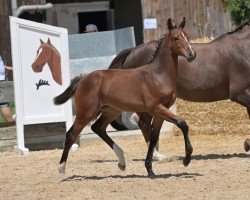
<box><xmin>90</xmin><ymin>159</ymin><xmax>117</xmax><ymax>163</ymax></box>
<box><xmin>189</xmin><ymin>153</ymin><xmax>250</xmax><ymax>160</ymax></box>
<box><xmin>62</xmin><ymin>172</ymin><xmax>203</xmax><ymax>181</ymax></box>
<box><xmin>132</xmin><ymin>153</ymin><xmax>250</xmax><ymax>162</ymax></box>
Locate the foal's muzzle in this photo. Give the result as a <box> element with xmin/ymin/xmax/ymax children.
<box><xmin>187</xmin><ymin>51</ymin><xmax>196</xmax><ymax>62</ymax></box>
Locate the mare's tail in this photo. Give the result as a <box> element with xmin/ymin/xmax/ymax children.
<box><xmin>54</xmin><ymin>76</ymin><xmax>81</xmax><ymax>105</ymax></box>
<box><xmin>108</xmin><ymin>48</ymin><xmax>133</xmax><ymax>69</ymax></box>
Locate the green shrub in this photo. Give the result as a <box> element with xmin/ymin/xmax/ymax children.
<box><xmin>224</xmin><ymin>0</ymin><xmax>250</xmax><ymax>25</ymax></box>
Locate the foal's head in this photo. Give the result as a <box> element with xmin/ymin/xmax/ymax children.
<box><xmin>167</xmin><ymin>18</ymin><xmax>196</xmax><ymax>62</ymax></box>
<box><xmin>32</xmin><ymin>38</ymin><xmax>53</xmax><ymax>72</ymax></box>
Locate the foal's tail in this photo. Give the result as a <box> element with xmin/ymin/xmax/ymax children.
<box><xmin>54</xmin><ymin>76</ymin><xmax>81</xmax><ymax>105</ymax></box>
<box><xmin>108</xmin><ymin>48</ymin><xmax>133</xmax><ymax>69</ymax></box>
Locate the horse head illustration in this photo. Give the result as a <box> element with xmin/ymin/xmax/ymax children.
<box><xmin>32</xmin><ymin>38</ymin><xmax>62</xmax><ymax>85</ymax></box>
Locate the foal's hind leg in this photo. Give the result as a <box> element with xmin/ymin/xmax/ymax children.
<box><xmin>58</xmin><ymin>118</ymin><xmax>87</xmax><ymax>180</ymax></box>
<box><xmin>58</xmin><ymin>108</ymin><xmax>99</xmax><ymax>180</ymax></box>
<box><xmin>91</xmin><ymin>108</ymin><xmax>126</xmax><ymax>170</ymax></box>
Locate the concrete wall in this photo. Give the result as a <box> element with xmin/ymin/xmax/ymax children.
<box><xmin>69</xmin><ymin>27</ymin><xmax>135</xmax><ymax>78</ymax></box>
<box><xmin>46</xmin><ymin>2</ymin><xmax>110</xmax><ymax>34</ymax></box>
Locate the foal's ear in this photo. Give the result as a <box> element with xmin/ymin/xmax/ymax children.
<box><xmin>47</xmin><ymin>38</ymin><xmax>51</xmax><ymax>45</ymax></box>
<box><xmin>179</xmin><ymin>17</ymin><xmax>186</xmax><ymax>29</ymax></box>
<box><xmin>40</xmin><ymin>39</ymin><xmax>44</xmax><ymax>44</ymax></box>
<box><xmin>167</xmin><ymin>18</ymin><xmax>174</xmax><ymax>31</ymax></box>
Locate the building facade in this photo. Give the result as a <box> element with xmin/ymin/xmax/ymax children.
<box><xmin>0</xmin><ymin>0</ymin><xmax>232</xmax><ymax>66</ymax></box>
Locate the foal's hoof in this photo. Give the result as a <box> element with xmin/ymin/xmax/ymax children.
<box><xmin>148</xmin><ymin>171</ymin><xmax>156</xmax><ymax>179</ymax></box>
<box><xmin>58</xmin><ymin>162</ymin><xmax>67</xmax><ymax>180</ymax></box>
<box><xmin>244</xmin><ymin>139</ymin><xmax>250</xmax><ymax>152</ymax></box>
<box><xmin>59</xmin><ymin>173</ymin><xmax>67</xmax><ymax>181</ymax></box>
<box><xmin>118</xmin><ymin>164</ymin><xmax>126</xmax><ymax>171</ymax></box>
<box><xmin>183</xmin><ymin>157</ymin><xmax>190</xmax><ymax>167</ymax></box>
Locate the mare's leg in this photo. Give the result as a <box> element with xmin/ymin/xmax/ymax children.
<box><xmin>151</xmin><ymin>104</ymin><xmax>193</xmax><ymax>166</ymax></box>
<box><xmin>91</xmin><ymin>108</ymin><xmax>126</xmax><ymax>170</ymax></box>
<box><xmin>230</xmin><ymin>87</ymin><xmax>250</xmax><ymax>152</ymax></box>
<box><xmin>144</xmin><ymin>116</ymin><xmax>164</xmax><ymax>179</ymax></box>
<box><xmin>138</xmin><ymin>112</ymin><xmax>166</xmax><ymax>161</ymax></box>
<box><xmin>232</xmin><ymin>87</ymin><xmax>250</xmax><ymax>118</ymax></box>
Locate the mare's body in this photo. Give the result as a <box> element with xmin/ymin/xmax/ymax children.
<box><xmin>109</xmin><ymin>23</ymin><xmax>250</xmax><ymax>153</ymax></box>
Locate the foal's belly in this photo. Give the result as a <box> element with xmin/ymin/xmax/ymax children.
<box><xmin>102</xmin><ymin>98</ymin><xmax>147</xmax><ymax>112</ymax></box>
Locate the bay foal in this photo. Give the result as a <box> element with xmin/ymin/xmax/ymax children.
<box><xmin>54</xmin><ymin>18</ymin><xmax>196</xmax><ymax>179</ymax></box>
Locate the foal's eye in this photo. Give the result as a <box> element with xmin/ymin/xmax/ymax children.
<box><xmin>174</xmin><ymin>38</ymin><xmax>179</xmax><ymax>41</ymax></box>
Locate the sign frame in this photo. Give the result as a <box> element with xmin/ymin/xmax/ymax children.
<box><xmin>10</xmin><ymin>17</ymin><xmax>73</xmax><ymax>154</ymax></box>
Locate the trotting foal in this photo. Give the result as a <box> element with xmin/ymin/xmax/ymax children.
<box><xmin>54</xmin><ymin>18</ymin><xmax>196</xmax><ymax>179</ymax></box>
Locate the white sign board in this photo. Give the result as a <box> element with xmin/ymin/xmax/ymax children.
<box><xmin>10</xmin><ymin>17</ymin><xmax>73</xmax><ymax>153</ymax></box>
<box><xmin>143</xmin><ymin>18</ymin><xmax>158</xmax><ymax>29</ymax></box>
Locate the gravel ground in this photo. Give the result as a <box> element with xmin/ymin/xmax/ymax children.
<box><xmin>0</xmin><ymin>133</ymin><xmax>249</xmax><ymax>200</ymax></box>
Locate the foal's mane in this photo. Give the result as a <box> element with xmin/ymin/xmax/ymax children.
<box><xmin>147</xmin><ymin>33</ymin><xmax>167</xmax><ymax>64</ymax></box>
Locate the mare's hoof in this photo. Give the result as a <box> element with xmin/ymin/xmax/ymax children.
<box><xmin>183</xmin><ymin>157</ymin><xmax>190</xmax><ymax>167</ymax></box>
<box><xmin>244</xmin><ymin>139</ymin><xmax>250</xmax><ymax>152</ymax></box>
<box><xmin>118</xmin><ymin>164</ymin><xmax>126</xmax><ymax>171</ymax></box>
<box><xmin>148</xmin><ymin>171</ymin><xmax>156</xmax><ymax>179</ymax></box>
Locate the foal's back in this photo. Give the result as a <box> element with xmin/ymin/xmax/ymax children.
<box><xmin>77</xmin><ymin>67</ymin><xmax>152</xmax><ymax>112</ymax></box>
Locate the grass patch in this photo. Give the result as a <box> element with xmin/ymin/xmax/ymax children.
<box><xmin>0</xmin><ymin>146</ymin><xmax>7</xmax><ymax>152</ymax></box>
<box><xmin>0</xmin><ymin>102</ymin><xmax>15</xmax><ymax>123</ymax></box>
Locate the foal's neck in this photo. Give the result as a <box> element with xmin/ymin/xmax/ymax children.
<box><xmin>152</xmin><ymin>36</ymin><xmax>178</xmax><ymax>81</ymax></box>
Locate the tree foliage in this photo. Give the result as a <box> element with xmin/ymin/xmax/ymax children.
<box><xmin>224</xmin><ymin>0</ymin><xmax>250</xmax><ymax>25</ymax></box>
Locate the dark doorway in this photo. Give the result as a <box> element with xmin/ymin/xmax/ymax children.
<box><xmin>114</xmin><ymin>0</ymin><xmax>143</xmax><ymax>45</ymax></box>
<box><xmin>78</xmin><ymin>11</ymin><xmax>113</xmax><ymax>33</ymax></box>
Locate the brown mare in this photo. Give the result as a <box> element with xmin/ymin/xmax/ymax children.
<box><xmin>32</xmin><ymin>38</ymin><xmax>62</xmax><ymax>85</ymax></box>
<box><xmin>109</xmin><ymin>21</ymin><xmax>250</xmax><ymax>157</ymax></box>
<box><xmin>54</xmin><ymin>18</ymin><xmax>196</xmax><ymax>179</ymax></box>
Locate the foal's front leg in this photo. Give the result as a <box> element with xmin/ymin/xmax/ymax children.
<box><xmin>137</xmin><ymin>113</ymin><xmax>166</xmax><ymax>161</ymax></box>
<box><xmin>152</xmin><ymin>104</ymin><xmax>193</xmax><ymax>166</ymax></box>
<box><xmin>145</xmin><ymin>116</ymin><xmax>164</xmax><ymax>179</ymax></box>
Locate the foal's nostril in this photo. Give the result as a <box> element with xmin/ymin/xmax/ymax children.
<box><xmin>189</xmin><ymin>51</ymin><xmax>196</xmax><ymax>60</ymax></box>
<box><xmin>187</xmin><ymin>51</ymin><xmax>196</xmax><ymax>62</ymax></box>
